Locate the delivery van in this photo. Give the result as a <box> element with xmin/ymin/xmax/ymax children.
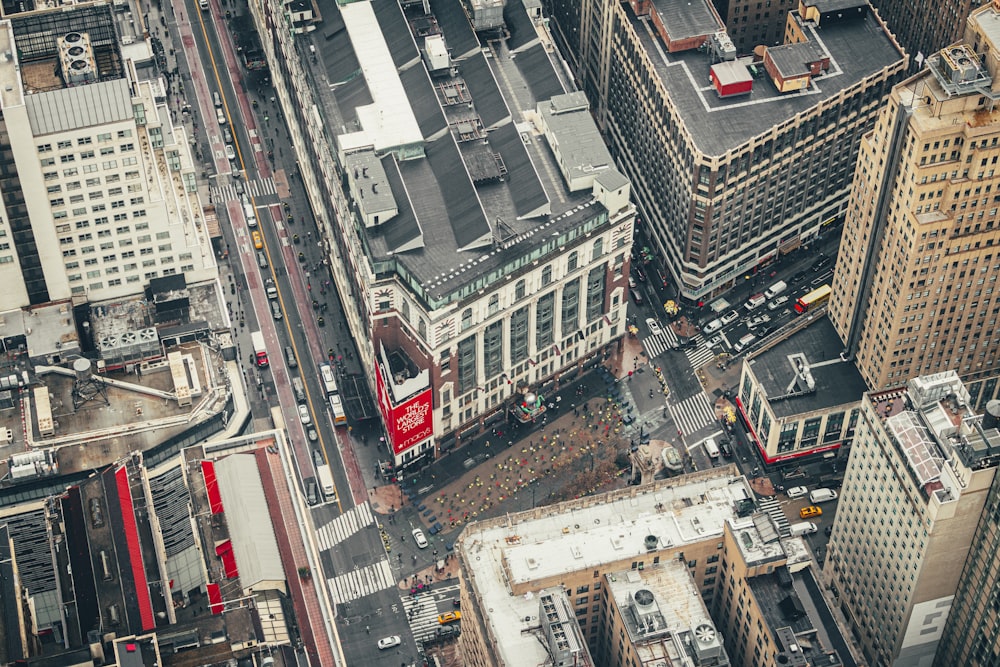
<box><xmin>703</xmin><ymin>437</ymin><xmax>720</xmax><ymax>459</ymax></box>
<box><xmin>809</xmin><ymin>488</ymin><xmax>838</xmax><ymax>504</ymax></box>
<box><xmin>789</xmin><ymin>521</ymin><xmax>818</xmax><ymax>536</ymax></box>
<box><xmin>764</xmin><ymin>280</ymin><xmax>787</xmax><ymax>299</ymax></box>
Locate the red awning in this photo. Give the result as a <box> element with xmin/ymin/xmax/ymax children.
<box><xmin>201</xmin><ymin>461</ymin><xmax>224</xmax><ymax>514</ymax></box>
<box><xmin>215</xmin><ymin>540</ymin><xmax>239</xmax><ymax>579</ymax></box>
<box><xmin>115</xmin><ymin>466</ymin><xmax>156</xmax><ymax>631</ymax></box>
<box><xmin>206</xmin><ymin>583</ymin><xmax>223</xmax><ymax>615</ymax></box>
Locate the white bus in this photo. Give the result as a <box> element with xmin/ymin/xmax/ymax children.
<box><xmin>319</xmin><ymin>363</ymin><xmax>337</xmax><ymax>395</ymax></box>
<box><xmin>316</xmin><ymin>464</ymin><xmax>336</xmax><ymax>500</ymax></box>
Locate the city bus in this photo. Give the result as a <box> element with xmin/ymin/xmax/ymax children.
<box><xmin>794</xmin><ymin>284</ymin><xmax>832</xmax><ymax>314</ymax></box>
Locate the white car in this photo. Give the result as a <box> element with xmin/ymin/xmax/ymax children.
<box><xmin>646</xmin><ymin>318</ymin><xmax>663</xmax><ymax>337</ymax></box>
<box><xmin>706</xmin><ymin>335</ymin><xmax>723</xmax><ymax>348</ymax></box>
<box><xmin>747</xmin><ymin>314</ymin><xmax>771</xmax><ymax>329</ymax></box>
<box><xmin>786</xmin><ymin>486</ymin><xmax>808</xmax><ymax>499</ymax></box>
<box><xmin>767</xmin><ymin>295</ymin><xmax>789</xmax><ymax>311</ymax></box>
<box><xmin>224</xmin><ymin>144</ymin><xmax>236</xmax><ymax>161</ymax></box>
<box><xmin>377</xmin><ymin>635</ymin><xmax>401</xmax><ymax>650</ymax></box>
<box><xmin>628</xmin><ymin>276</ymin><xmax>637</xmax><ymax>289</ymax></box>
<box><xmin>703</xmin><ymin>318</ymin><xmax>722</xmax><ymax>335</ymax></box>
<box><xmin>297</xmin><ymin>404</ymin><xmax>312</xmax><ymax>426</ymax></box>
<box><xmin>412</xmin><ymin>528</ymin><xmax>429</xmax><ymax>548</ymax></box>
<box><xmin>721</xmin><ymin>310</ymin><xmax>741</xmax><ymax>325</ymax></box>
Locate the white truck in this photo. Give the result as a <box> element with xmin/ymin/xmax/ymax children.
<box><xmin>316</xmin><ymin>464</ymin><xmax>335</xmax><ymax>500</ymax></box>
<box><xmin>789</xmin><ymin>521</ymin><xmax>818</xmax><ymax>536</ymax></box>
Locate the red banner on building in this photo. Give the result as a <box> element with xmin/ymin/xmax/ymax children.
<box><xmin>375</xmin><ymin>367</ymin><xmax>433</xmax><ymax>455</ymax></box>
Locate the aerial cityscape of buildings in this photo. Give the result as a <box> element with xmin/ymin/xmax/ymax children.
<box><xmin>0</xmin><ymin>0</ymin><xmax>998</xmax><ymax>665</ymax></box>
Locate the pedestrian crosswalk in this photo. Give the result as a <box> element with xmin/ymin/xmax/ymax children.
<box><xmin>758</xmin><ymin>496</ymin><xmax>792</xmax><ymax>536</ymax></box>
<box><xmin>401</xmin><ymin>583</ymin><xmax>461</xmax><ymax>642</ymax></box>
<box><xmin>642</xmin><ymin>328</ymin><xmax>678</xmax><ymax>358</ymax></box>
<box><xmin>685</xmin><ymin>342</ymin><xmax>716</xmax><ymax>368</ymax></box>
<box><xmin>326</xmin><ymin>558</ymin><xmax>395</xmax><ymax>604</ymax></box>
<box><xmin>315</xmin><ymin>501</ymin><xmax>375</xmax><ymax>551</ymax></box>
<box><xmin>212</xmin><ymin>177</ymin><xmax>277</xmax><ymax>203</ymax></box>
<box><xmin>667</xmin><ymin>391</ymin><xmax>717</xmax><ymax>436</ymax></box>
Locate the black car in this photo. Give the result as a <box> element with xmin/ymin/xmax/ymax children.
<box><xmin>633</xmin><ymin>267</ymin><xmax>647</xmax><ymax>282</ymax></box>
<box><xmin>719</xmin><ymin>440</ymin><xmax>733</xmax><ymax>458</ymax></box>
<box><xmin>758</xmin><ymin>325</ymin><xmax>776</xmax><ymax>337</ymax></box>
<box><xmin>791</xmin><ymin>270</ymin><xmax>808</xmax><ymax>283</ymax></box>
<box><xmin>812</xmin><ymin>256</ymin><xmax>832</xmax><ymax>273</ymax></box>
<box><xmin>674</xmin><ymin>338</ymin><xmax>697</xmax><ymax>351</ymax></box>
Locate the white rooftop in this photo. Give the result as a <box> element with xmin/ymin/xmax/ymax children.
<box><xmin>337</xmin><ymin>1</ymin><xmax>423</xmax><ymax>154</ymax></box>
<box><xmin>458</xmin><ymin>468</ymin><xmax>753</xmax><ymax>666</ymax></box>
<box><xmin>215</xmin><ymin>453</ymin><xmax>285</xmax><ymax>594</ymax></box>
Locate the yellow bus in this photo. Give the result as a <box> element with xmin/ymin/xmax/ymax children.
<box><xmin>794</xmin><ymin>284</ymin><xmax>832</xmax><ymax>314</ymax></box>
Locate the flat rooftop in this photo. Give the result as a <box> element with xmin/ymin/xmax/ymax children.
<box><xmin>629</xmin><ymin>4</ymin><xmax>905</xmax><ymax>156</ymax></box>
<box><xmin>747</xmin><ymin>566</ymin><xmax>854</xmax><ymax>666</ymax></box>
<box><xmin>747</xmin><ymin>316</ymin><xmax>867</xmax><ymax>418</ymax></box>
<box><xmin>607</xmin><ymin>561</ymin><xmax>729</xmax><ymax>665</ymax></box>
<box><xmin>457</xmin><ymin>467</ymin><xmax>753</xmax><ymax>666</ymax></box>
<box><xmin>315</xmin><ymin>0</ymin><xmax>623</xmax><ymax>301</ymax></box>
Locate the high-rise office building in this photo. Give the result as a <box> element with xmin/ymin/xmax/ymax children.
<box><xmin>543</xmin><ymin>0</ymin><xmax>906</xmax><ymax>302</ymax></box>
<box><xmin>0</xmin><ymin>6</ymin><xmax>216</xmax><ymax>309</ymax></box>
<box><xmin>249</xmin><ymin>0</ymin><xmax>634</xmax><ymax>468</ymax></box>
<box><xmin>824</xmin><ymin>371</ymin><xmax>1000</xmax><ymax>666</ymax></box>
<box><xmin>830</xmin><ymin>0</ymin><xmax>1000</xmax><ymax>405</ymax></box>
<box><xmin>933</xmin><ymin>401</ymin><xmax>1000</xmax><ymax>667</ymax></box>
<box><xmin>869</xmin><ymin>0</ymin><xmax>977</xmax><ymax>64</ymax></box>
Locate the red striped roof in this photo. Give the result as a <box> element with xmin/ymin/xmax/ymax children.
<box><xmin>206</xmin><ymin>583</ymin><xmax>223</xmax><ymax>615</ymax></box>
<box><xmin>201</xmin><ymin>461</ymin><xmax>224</xmax><ymax>514</ymax></box>
<box><xmin>115</xmin><ymin>466</ymin><xmax>155</xmax><ymax>631</ymax></box>
<box><xmin>215</xmin><ymin>540</ymin><xmax>239</xmax><ymax>579</ymax></box>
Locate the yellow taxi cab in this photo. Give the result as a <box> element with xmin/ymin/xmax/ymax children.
<box><xmin>799</xmin><ymin>505</ymin><xmax>822</xmax><ymax>519</ymax></box>
<box><xmin>437</xmin><ymin>611</ymin><xmax>461</xmax><ymax>625</ymax></box>
<box><xmin>252</xmin><ymin>231</ymin><xmax>263</xmax><ymax>249</ymax></box>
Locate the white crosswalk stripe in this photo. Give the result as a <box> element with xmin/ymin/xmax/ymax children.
<box><xmin>642</xmin><ymin>328</ymin><xmax>678</xmax><ymax>358</ymax></box>
<box><xmin>401</xmin><ymin>583</ymin><xmax>461</xmax><ymax>641</ymax></box>
<box><xmin>315</xmin><ymin>502</ymin><xmax>375</xmax><ymax>551</ymax></box>
<box><xmin>758</xmin><ymin>496</ymin><xmax>792</xmax><ymax>536</ymax></box>
<box><xmin>326</xmin><ymin>558</ymin><xmax>394</xmax><ymax>604</ymax></box>
<box><xmin>667</xmin><ymin>391</ymin><xmax>717</xmax><ymax>436</ymax></box>
<box><xmin>686</xmin><ymin>344</ymin><xmax>716</xmax><ymax>368</ymax></box>
<box><xmin>212</xmin><ymin>176</ymin><xmax>277</xmax><ymax>203</ymax></box>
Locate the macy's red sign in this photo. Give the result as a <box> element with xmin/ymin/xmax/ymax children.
<box><xmin>376</xmin><ymin>367</ymin><xmax>433</xmax><ymax>455</ymax></box>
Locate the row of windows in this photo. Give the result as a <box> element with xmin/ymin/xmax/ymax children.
<box><xmin>37</xmin><ymin>130</ymin><xmax>132</xmax><ymax>153</ymax></box>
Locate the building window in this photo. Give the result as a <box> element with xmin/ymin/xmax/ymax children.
<box><xmin>510</xmin><ymin>307</ymin><xmax>529</xmax><ymax>364</ymax></box>
<box><xmin>515</xmin><ymin>280</ymin><xmax>526</xmax><ymax>300</ymax></box>
<box><xmin>536</xmin><ymin>293</ymin><xmax>555</xmax><ymax>348</ymax></box>
<box><xmin>592</xmin><ymin>238</ymin><xmax>603</xmax><ymax>261</ymax></box>
<box><xmin>457</xmin><ymin>336</ymin><xmax>477</xmax><ymax>395</ymax></box>
<box><xmin>586</xmin><ymin>267</ymin><xmax>605</xmax><ymax>322</ymax></box>
<box><xmin>483</xmin><ymin>321</ymin><xmax>503</xmax><ymax>379</ymax></box>
<box><xmin>541</xmin><ymin>265</ymin><xmax>552</xmax><ymax>286</ymax></box>
<box><xmin>561</xmin><ymin>279</ymin><xmax>580</xmax><ymax>337</ymax></box>
<box><xmin>461</xmin><ymin>308</ymin><xmax>473</xmax><ymax>331</ymax></box>
<box><xmin>488</xmin><ymin>294</ymin><xmax>499</xmax><ymax>315</ymax></box>
<box><xmin>568</xmin><ymin>251</ymin><xmax>578</xmax><ymax>271</ymax></box>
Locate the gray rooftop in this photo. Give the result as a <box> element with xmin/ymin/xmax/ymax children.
<box><xmin>630</xmin><ymin>6</ymin><xmax>905</xmax><ymax>156</ymax></box>
<box><xmin>746</xmin><ymin>316</ymin><xmax>867</xmax><ymax>418</ymax></box>
<box><xmin>322</xmin><ymin>0</ymin><xmax>617</xmax><ymax>301</ymax></box>
<box><xmin>767</xmin><ymin>40</ymin><xmax>829</xmax><ymax>79</ymax></box>
<box><xmin>747</xmin><ymin>567</ymin><xmax>854</xmax><ymax>667</ymax></box>
<box><xmin>650</xmin><ymin>0</ymin><xmax>722</xmax><ymax>42</ymax></box>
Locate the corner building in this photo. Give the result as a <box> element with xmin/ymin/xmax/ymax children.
<box><xmin>544</xmin><ymin>0</ymin><xmax>906</xmax><ymax>301</ymax></box>
<box><xmin>246</xmin><ymin>0</ymin><xmax>634</xmax><ymax>468</ymax></box>
<box><xmin>830</xmin><ymin>0</ymin><xmax>1000</xmax><ymax>405</ymax></box>
<box><xmin>824</xmin><ymin>371</ymin><xmax>1000</xmax><ymax>666</ymax></box>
